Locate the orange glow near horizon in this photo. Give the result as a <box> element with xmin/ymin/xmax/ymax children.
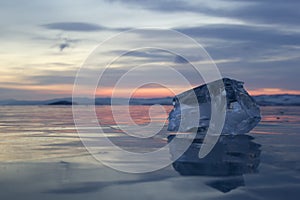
<box><xmin>96</xmin><ymin>87</ymin><xmax>178</xmax><ymax>98</ymax></box>
<box><xmin>131</xmin><ymin>87</ymin><xmax>176</xmax><ymax>98</ymax></box>
<box><xmin>3</xmin><ymin>83</ymin><xmax>300</xmax><ymax>100</ymax></box>
<box><xmin>92</xmin><ymin>87</ymin><xmax>300</xmax><ymax>98</ymax></box>
<box><xmin>96</xmin><ymin>87</ymin><xmax>300</xmax><ymax>98</ymax></box>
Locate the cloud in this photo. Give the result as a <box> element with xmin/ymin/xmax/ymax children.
<box><xmin>107</xmin><ymin>0</ymin><xmax>207</xmax><ymax>13</ymax></box>
<box><xmin>108</xmin><ymin>49</ymin><xmax>176</xmax><ymax>63</ymax></box>
<box><xmin>29</xmin><ymin>75</ymin><xmax>76</xmax><ymax>85</ymax></box>
<box><xmin>177</xmin><ymin>24</ymin><xmax>300</xmax><ymax>46</ymax></box>
<box><xmin>42</xmin><ymin>22</ymin><xmax>106</xmax><ymax>32</ymax></box>
<box><xmin>1</xmin><ymin>0</ymin><xmax>298</xmax><ymax>100</ymax></box>
<box><xmin>41</xmin><ymin>22</ymin><xmax>128</xmax><ymax>33</ymax></box>
<box><xmin>172</xmin><ymin>24</ymin><xmax>300</xmax><ymax>66</ymax></box>
<box><xmin>59</xmin><ymin>42</ymin><xmax>69</xmax><ymax>51</ymax></box>
<box><xmin>223</xmin><ymin>0</ymin><xmax>300</xmax><ymax>26</ymax></box>
<box><xmin>174</xmin><ymin>55</ymin><xmax>189</xmax><ymax>64</ymax></box>
<box><xmin>0</xmin><ymin>87</ymin><xmax>68</xmax><ymax>100</ymax></box>
<box><xmin>40</xmin><ymin>22</ymin><xmax>128</xmax><ymax>51</ymax></box>
<box><xmin>108</xmin><ymin>0</ymin><xmax>300</xmax><ymax>26</ymax></box>
<box><xmin>56</xmin><ymin>37</ymin><xmax>81</xmax><ymax>52</ymax></box>
<box><xmin>33</xmin><ymin>32</ymin><xmax>88</xmax><ymax>52</ymax></box>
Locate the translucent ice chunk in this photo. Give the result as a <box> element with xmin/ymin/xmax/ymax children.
<box><xmin>168</xmin><ymin>78</ymin><xmax>261</xmax><ymax>135</ymax></box>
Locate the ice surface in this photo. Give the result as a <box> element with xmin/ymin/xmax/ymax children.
<box><xmin>168</xmin><ymin>78</ymin><xmax>261</xmax><ymax>135</ymax></box>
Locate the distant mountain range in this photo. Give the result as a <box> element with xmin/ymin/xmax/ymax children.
<box><xmin>0</xmin><ymin>97</ymin><xmax>173</xmax><ymax>106</ymax></box>
<box><xmin>253</xmin><ymin>94</ymin><xmax>300</xmax><ymax>106</ymax></box>
<box><xmin>0</xmin><ymin>95</ymin><xmax>299</xmax><ymax>106</ymax></box>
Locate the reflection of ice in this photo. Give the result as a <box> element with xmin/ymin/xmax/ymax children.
<box><xmin>168</xmin><ymin>134</ymin><xmax>261</xmax><ymax>192</ymax></box>
<box><xmin>206</xmin><ymin>176</ymin><xmax>245</xmax><ymax>193</ymax></box>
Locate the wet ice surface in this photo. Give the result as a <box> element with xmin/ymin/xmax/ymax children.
<box><xmin>0</xmin><ymin>106</ymin><xmax>299</xmax><ymax>200</ymax></box>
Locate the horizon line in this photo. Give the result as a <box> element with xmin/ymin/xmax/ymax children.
<box><xmin>1</xmin><ymin>93</ymin><xmax>300</xmax><ymax>102</ymax></box>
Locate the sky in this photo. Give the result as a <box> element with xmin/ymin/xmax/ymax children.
<box><xmin>0</xmin><ymin>0</ymin><xmax>299</xmax><ymax>100</ymax></box>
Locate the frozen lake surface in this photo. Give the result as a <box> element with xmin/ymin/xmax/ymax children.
<box><xmin>0</xmin><ymin>106</ymin><xmax>299</xmax><ymax>200</ymax></box>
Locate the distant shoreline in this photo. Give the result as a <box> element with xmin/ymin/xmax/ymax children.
<box><xmin>0</xmin><ymin>94</ymin><xmax>300</xmax><ymax>106</ymax></box>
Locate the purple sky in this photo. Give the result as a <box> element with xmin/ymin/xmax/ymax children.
<box><xmin>0</xmin><ymin>0</ymin><xmax>299</xmax><ymax>100</ymax></box>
